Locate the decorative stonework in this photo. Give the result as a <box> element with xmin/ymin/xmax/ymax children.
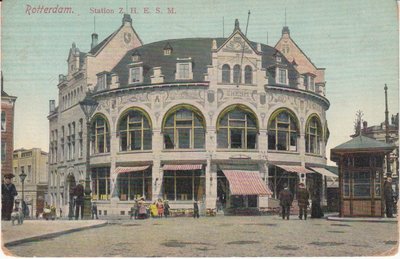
<box><xmin>217</xmin><ymin>88</ymin><xmax>257</xmax><ymax>107</ymax></box>
<box><xmin>222</xmin><ymin>36</ymin><xmax>252</xmax><ymax>54</ymax></box>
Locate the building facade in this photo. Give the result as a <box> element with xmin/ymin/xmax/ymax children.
<box><xmin>12</xmin><ymin>148</ymin><xmax>48</xmax><ymax>218</ymax></box>
<box><xmin>48</xmin><ymin>15</ymin><xmax>330</xmax><ymax>216</ymax></box>
<box><xmin>1</xmin><ymin>73</ymin><xmax>17</xmax><ymax>178</ymax></box>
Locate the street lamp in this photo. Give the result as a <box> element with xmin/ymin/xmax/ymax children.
<box><xmin>19</xmin><ymin>171</ymin><xmax>27</xmax><ymax>210</ymax></box>
<box><xmin>79</xmin><ymin>93</ymin><xmax>98</xmax><ymax>220</ymax></box>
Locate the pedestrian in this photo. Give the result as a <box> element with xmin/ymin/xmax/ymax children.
<box><xmin>150</xmin><ymin>201</ymin><xmax>158</xmax><ymax>218</ymax></box>
<box><xmin>91</xmin><ymin>202</ymin><xmax>98</xmax><ymax>219</ymax></box>
<box><xmin>193</xmin><ymin>200</ymin><xmax>200</xmax><ymax>218</ymax></box>
<box><xmin>137</xmin><ymin>200</ymin><xmax>146</xmax><ymax>219</ymax></box>
<box><xmin>156</xmin><ymin>198</ymin><xmax>164</xmax><ymax>218</ymax></box>
<box><xmin>164</xmin><ymin>200</ymin><xmax>170</xmax><ymax>218</ymax></box>
<box><xmin>2</xmin><ymin>174</ymin><xmax>18</xmax><ymax>221</ymax></box>
<box><xmin>311</xmin><ymin>189</ymin><xmax>324</xmax><ymax>218</ymax></box>
<box><xmin>59</xmin><ymin>208</ymin><xmax>63</xmax><ymax>218</ymax></box>
<box><xmin>74</xmin><ymin>180</ymin><xmax>85</xmax><ymax>220</ymax></box>
<box><xmin>278</xmin><ymin>184</ymin><xmax>293</xmax><ymax>220</ymax></box>
<box><xmin>297</xmin><ymin>183</ymin><xmax>309</xmax><ymax>220</ymax></box>
<box><xmin>384</xmin><ymin>177</ymin><xmax>394</xmax><ymax>218</ymax></box>
<box><xmin>130</xmin><ymin>200</ymin><xmax>138</xmax><ymax>219</ymax></box>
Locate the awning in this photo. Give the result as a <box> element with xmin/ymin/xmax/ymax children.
<box><xmin>222</xmin><ymin>170</ymin><xmax>272</xmax><ymax>196</ymax></box>
<box><xmin>275</xmin><ymin>165</ymin><xmax>313</xmax><ymax>174</ymax></box>
<box><xmin>310</xmin><ymin>167</ymin><xmax>338</xmax><ymax>179</ymax></box>
<box><xmin>114</xmin><ymin>166</ymin><xmax>150</xmax><ymax>174</ymax></box>
<box><xmin>162</xmin><ymin>164</ymin><xmax>203</xmax><ymax>171</ymax></box>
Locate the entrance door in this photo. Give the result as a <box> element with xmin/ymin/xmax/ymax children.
<box><xmin>217</xmin><ymin>171</ymin><xmax>228</xmax><ymax>210</ymax></box>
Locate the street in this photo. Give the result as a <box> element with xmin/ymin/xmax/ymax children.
<box><xmin>5</xmin><ymin>215</ymin><xmax>398</xmax><ymax>257</ymax></box>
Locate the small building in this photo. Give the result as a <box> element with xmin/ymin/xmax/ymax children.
<box><xmin>12</xmin><ymin>148</ymin><xmax>48</xmax><ymax>218</ymax></box>
<box><xmin>331</xmin><ymin>135</ymin><xmax>395</xmax><ymax>217</ymax></box>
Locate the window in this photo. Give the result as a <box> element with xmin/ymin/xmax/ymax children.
<box><xmin>1</xmin><ymin>142</ymin><xmax>5</xmax><ymax>162</ymax></box>
<box><xmin>117</xmin><ymin>169</ymin><xmax>152</xmax><ymax>200</ymax></box>
<box><xmin>303</xmin><ymin>74</ymin><xmax>315</xmax><ymax>91</ymax></box>
<box><xmin>303</xmin><ymin>75</ymin><xmax>309</xmax><ymax>89</ymax></box>
<box><xmin>97</xmin><ymin>74</ymin><xmax>107</xmax><ymax>90</ymax></box>
<box><xmin>268</xmin><ymin>110</ymin><xmax>298</xmax><ymax>151</ymax></box>
<box><xmin>343</xmin><ymin>171</ymin><xmax>350</xmax><ymax>197</ymax></box>
<box><xmin>222</xmin><ymin>64</ymin><xmax>230</xmax><ymax>83</ymax></box>
<box><xmin>91</xmin><ymin>115</ymin><xmax>110</xmax><ymax>154</ymax></box>
<box><xmin>244</xmin><ymin>65</ymin><xmax>252</xmax><ymax>84</ymax></box>
<box><xmin>118</xmin><ymin>108</ymin><xmax>152</xmax><ymax>151</ymax></box>
<box><xmin>217</xmin><ymin>106</ymin><xmax>258</xmax><ymax>149</ymax></box>
<box><xmin>177</xmin><ymin>63</ymin><xmax>191</xmax><ymax>79</ymax></box>
<box><xmin>130</xmin><ymin>67</ymin><xmax>142</xmax><ymax>83</ymax></box>
<box><xmin>305</xmin><ymin>116</ymin><xmax>322</xmax><ymax>154</ymax></box>
<box><xmin>233</xmin><ymin>65</ymin><xmax>241</xmax><ymax>84</ymax></box>
<box><xmin>353</xmin><ymin>171</ymin><xmax>371</xmax><ymax>197</ymax></box>
<box><xmin>163</xmin><ymin>107</ymin><xmax>205</xmax><ymax>149</ymax></box>
<box><xmin>91</xmin><ymin>167</ymin><xmax>110</xmax><ymax>200</ymax></box>
<box><xmin>163</xmin><ymin>170</ymin><xmax>205</xmax><ymax>201</ymax></box>
<box><xmin>27</xmin><ymin>165</ymin><xmax>31</xmax><ymax>183</ymax></box>
<box><xmin>61</xmin><ymin>126</ymin><xmax>65</xmax><ymax>162</ymax></box>
<box><xmin>78</xmin><ymin>119</ymin><xmax>83</xmax><ymax>158</ymax></box>
<box><xmin>1</xmin><ymin>111</ymin><xmax>5</xmax><ymax>132</ymax></box>
<box><xmin>277</xmin><ymin>68</ymin><xmax>287</xmax><ymax>85</ymax></box>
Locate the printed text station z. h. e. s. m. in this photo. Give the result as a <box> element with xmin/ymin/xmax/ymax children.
<box><xmin>89</xmin><ymin>7</ymin><xmax>176</xmax><ymax>15</ymax></box>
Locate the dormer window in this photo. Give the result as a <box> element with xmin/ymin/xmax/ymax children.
<box><xmin>97</xmin><ymin>73</ymin><xmax>107</xmax><ymax>90</ymax></box>
<box><xmin>277</xmin><ymin>68</ymin><xmax>288</xmax><ymax>85</ymax></box>
<box><xmin>129</xmin><ymin>67</ymin><xmax>143</xmax><ymax>84</ymax></box>
<box><xmin>303</xmin><ymin>73</ymin><xmax>316</xmax><ymax>91</ymax></box>
<box><xmin>132</xmin><ymin>51</ymin><xmax>141</xmax><ymax>62</ymax></box>
<box><xmin>164</xmin><ymin>42</ymin><xmax>173</xmax><ymax>56</ymax></box>
<box><xmin>176</xmin><ymin>58</ymin><xmax>193</xmax><ymax>80</ymax></box>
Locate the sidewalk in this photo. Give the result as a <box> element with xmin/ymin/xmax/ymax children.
<box><xmin>1</xmin><ymin>219</ymin><xmax>107</xmax><ymax>247</ymax></box>
<box><xmin>327</xmin><ymin>214</ymin><xmax>398</xmax><ymax>223</ymax></box>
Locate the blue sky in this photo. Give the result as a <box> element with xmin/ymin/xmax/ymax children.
<box><xmin>2</xmin><ymin>0</ymin><xmax>399</xmax><ymax>164</ymax></box>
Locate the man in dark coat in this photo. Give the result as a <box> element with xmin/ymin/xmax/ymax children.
<box><xmin>297</xmin><ymin>183</ymin><xmax>310</xmax><ymax>220</ymax></box>
<box><xmin>2</xmin><ymin>174</ymin><xmax>18</xmax><ymax>220</ymax></box>
<box><xmin>74</xmin><ymin>181</ymin><xmax>85</xmax><ymax>220</ymax></box>
<box><xmin>193</xmin><ymin>200</ymin><xmax>200</xmax><ymax>218</ymax></box>
<box><xmin>278</xmin><ymin>184</ymin><xmax>293</xmax><ymax>220</ymax></box>
<box><xmin>384</xmin><ymin>177</ymin><xmax>394</xmax><ymax>218</ymax></box>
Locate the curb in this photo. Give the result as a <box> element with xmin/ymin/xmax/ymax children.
<box><xmin>4</xmin><ymin>222</ymin><xmax>108</xmax><ymax>247</ymax></box>
<box><xmin>327</xmin><ymin>216</ymin><xmax>398</xmax><ymax>223</ymax></box>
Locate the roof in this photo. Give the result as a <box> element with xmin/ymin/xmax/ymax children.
<box><xmin>109</xmin><ymin>38</ymin><xmax>298</xmax><ymax>89</ymax></box>
<box><xmin>331</xmin><ymin>135</ymin><xmax>395</xmax><ymax>153</ymax></box>
<box><xmin>89</xmin><ymin>31</ymin><xmax>116</xmax><ymax>55</ymax></box>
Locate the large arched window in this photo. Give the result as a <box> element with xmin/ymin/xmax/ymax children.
<box><xmin>91</xmin><ymin>115</ymin><xmax>110</xmax><ymax>154</ymax></box>
<box><xmin>244</xmin><ymin>65</ymin><xmax>253</xmax><ymax>84</ymax></box>
<box><xmin>118</xmin><ymin>108</ymin><xmax>152</xmax><ymax>151</ymax></box>
<box><xmin>268</xmin><ymin>109</ymin><xmax>299</xmax><ymax>151</ymax></box>
<box><xmin>305</xmin><ymin>115</ymin><xmax>322</xmax><ymax>154</ymax></box>
<box><xmin>217</xmin><ymin>105</ymin><xmax>258</xmax><ymax>149</ymax></box>
<box><xmin>222</xmin><ymin>64</ymin><xmax>231</xmax><ymax>83</ymax></box>
<box><xmin>163</xmin><ymin>106</ymin><xmax>205</xmax><ymax>149</ymax></box>
<box><xmin>233</xmin><ymin>65</ymin><xmax>241</xmax><ymax>84</ymax></box>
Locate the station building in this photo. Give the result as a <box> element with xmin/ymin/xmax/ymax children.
<box><xmin>48</xmin><ymin>15</ymin><xmax>331</xmax><ymax>216</ymax></box>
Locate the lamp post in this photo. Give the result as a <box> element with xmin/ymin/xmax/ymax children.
<box><xmin>79</xmin><ymin>93</ymin><xmax>98</xmax><ymax>220</ymax></box>
<box><xmin>19</xmin><ymin>171</ymin><xmax>27</xmax><ymax>211</ymax></box>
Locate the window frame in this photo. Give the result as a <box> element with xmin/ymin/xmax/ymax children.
<box><xmin>118</xmin><ymin>108</ymin><xmax>152</xmax><ymax>152</ymax></box>
<box><xmin>222</xmin><ymin>64</ymin><xmax>231</xmax><ymax>83</ymax></box>
<box><xmin>90</xmin><ymin>114</ymin><xmax>110</xmax><ymax>154</ymax></box>
<box><xmin>163</xmin><ymin>107</ymin><xmax>205</xmax><ymax>150</ymax></box>
<box><xmin>268</xmin><ymin>109</ymin><xmax>299</xmax><ymax>151</ymax></box>
<box><xmin>175</xmin><ymin>59</ymin><xmax>193</xmax><ymax>80</ymax></box>
<box><xmin>276</xmin><ymin>68</ymin><xmax>288</xmax><ymax>85</ymax></box>
<box><xmin>129</xmin><ymin>66</ymin><xmax>143</xmax><ymax>84</ymax></box>
<box><xmin>1</xmin><ymin>111</ymin><xmax>6</xmax><ymax>132</ymax></box>
<box><xmin>305</xmin><ymin>115</ymin><xmax>322</xmax><ymax>155</ymax></box>
<box><xmin>244</xmin><ymin>65</ymin><xmax>253</xmax><ymax>84</ymax></box>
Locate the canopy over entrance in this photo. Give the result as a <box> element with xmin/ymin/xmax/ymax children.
<box><xmin>162</xmin><ymin>164</ymin><xmax>203</xmax><ymax>171</ymax></box>
<box><xmin>275</xmin><ymin>165</ymin><xmax>313</xmax><ymax>174</ymax></box>
<box><xmin>222</xmin><ymin>170</ymin><xmax>272</xmax><ymax>196</ymax></box>
<box><xmin>114</xmin><ymin>166</ymin><xmax>150</xmax><ymax>174</ymax></box>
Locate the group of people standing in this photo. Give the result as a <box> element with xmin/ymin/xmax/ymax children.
<box><xmin>130</xmin><ymin>198</ymin><xmax>171</xmax><ymax>219</ymax></box>
<box><xmin>278</xmin><ymin>182</ymin><xmax>323</xmax><ymax>220</ymax></box>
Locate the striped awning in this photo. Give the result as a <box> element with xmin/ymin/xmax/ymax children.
<box><xmin>222</xmin><ymin>170</ymin><xmax>272</xmax><ymax>196</ymax></box>
<box><xmin>114</xmin><ymin>166</ymin><xmax>150</xmax><ymax>174</ymax></box>
<box><xmin>162</xmin><ymin>164</ymin><xmax>203</xmax><ymax>171</ymax></box>
<box><xmin>310</xmin><ymin>167</ymin><xmax>338</xmax><ymax>179</ymax></box>
<box><xmin>275</xmin><ymin>165</ymin><xmax>313</xmax><ymax>174</ymax></box>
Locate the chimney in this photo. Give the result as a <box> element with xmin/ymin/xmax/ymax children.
<box><xmin>91</xmin><ymin>33</ymin><xmax>98</xmax><ymax>50</ymax></box>
<box><xmin>122</xmin><ymin>14</ymin><xmax>132</xmax><ymax>25</ymax></box>
<box><xmin>282</xmin><ymin>26</ymin><xmax>290</xmax><ymax>36</ymax></box>
<box><xmin>49</xmin><ymin>100</ymin><xmax>55</xmax><ymax>113</ymax></box>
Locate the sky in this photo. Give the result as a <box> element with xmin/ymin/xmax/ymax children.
<box><xmin>1</xmin><ymin>0</ymin><xmax>399</xmax><ymax>165</ymax></box>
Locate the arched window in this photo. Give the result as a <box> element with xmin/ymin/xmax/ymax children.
<box><xmin>306</xmin><ymin>116</ymin><xmax>322</xmax><ymax>154</ymax></box>
<box><xmin>268</xmin><ymin>109</ymin><xmax>299</xmax><ymax>151</ymax></box>
<box><xmin>118</xmin><ymin>108</ymin><xmax>152</xmax><ymax>151</ymax></box>
<box><xmin>217</xmin><ymin>105</ymin><xmax>258</xmax><ymax>149</ymax></box>
<box><xmin>222</xmin><ymin>64</ymin><xmax>231</xmax><ymax>83</ymax></box>
<box><xmin>244</xmin><ymin>65</ymin><xmax>252</xmax><ymax>84</ymax></box>
<box><xmin>233</xmin><ymin>65</ymin><xmax>241</xmax><ymax>84</ymax></box>
<box><xmin>91</xmin><ymin>115</ymin><xmax>110</xmax><ymax>154</ymax></box>
<box><xmin>163</xmin><ymin>106</ymin><xmax>205</xmax><ymax>149</ymax></box>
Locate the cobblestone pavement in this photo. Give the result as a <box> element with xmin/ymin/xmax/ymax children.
<box><xmin>4</xmin><ymin>216</ymin><xmax>399</xmax><ymax>257</ymax></box>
